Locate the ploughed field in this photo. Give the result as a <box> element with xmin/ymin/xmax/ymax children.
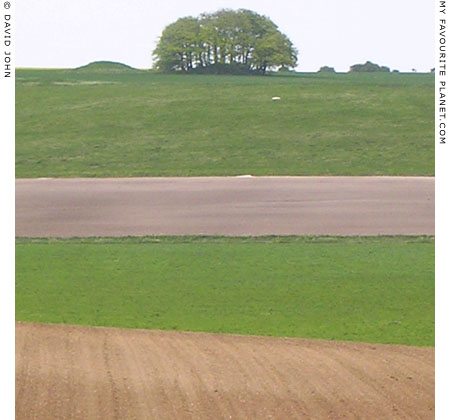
<box><xmin>16</xmin><ymin>68</ymin><xmax>434</xmax><ymax>177</ymax></box>
<box><xmin>16</xmin><ymin>322</ymin><xmax>434</xmax><ymax>420</ymax></box>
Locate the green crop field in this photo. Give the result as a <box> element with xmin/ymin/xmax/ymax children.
<box><xmin>16</xmin><ymin>65</ymin><xmax>434</xmax><ymax>178</ymax></box>
<box><xmin>15</xmin><ymin>236</ymin><xmax>435</xmax><ymax>346</ymax></box>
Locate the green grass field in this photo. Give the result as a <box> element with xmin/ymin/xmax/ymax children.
<box><xmin>16</xmin><ymin>67</ymin><xmax>434</xmax><ymax>177</ymax></box>
<box><xmin>15</xmin><ymin>236</ymin><xmax>435</xmax><ymax>346</ymax></box>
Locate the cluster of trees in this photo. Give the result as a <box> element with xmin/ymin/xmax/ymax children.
<box><xmin>349</xmin><ymin>61</ymin><xmax>390</xmax><ymax>72</ymax></box>
<box><xmin>318</xmin><ymin>66</ymin><xmax>336</xmax><ymax>73</ymax></box>
<box><xmin>317</xmin><ymin>62</ymin><xmax>392</xmax><ymax>73</ymax></box>
<box><xmin>153</xmin><ymin>9</ymin><xmax>298</xmax><ymax>75</ymax></box>
<box><xmin>317</xmin><ymin>64</ymin><xmax>432</xmax><ymax>74</ymax></box>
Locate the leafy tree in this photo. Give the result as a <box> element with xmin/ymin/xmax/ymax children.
<box><xmin>153</xmin><ymin>17</ymin><xmax>202</xmax><ymax>72</ymax></box>
<box><xmin>251</xmin><ymin>30</ymin><xmax>297</xmax><ymax>74</ymax></box>
<box><xmin>153</xmin><ymin>9</ymin><xmax>298</xmax><ymax>75</ymax></box>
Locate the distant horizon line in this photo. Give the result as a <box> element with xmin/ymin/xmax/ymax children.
<box><xmin>14</xmin><ymin>63</ymin><xmax>435</xmax><ymax>74</ymax></box>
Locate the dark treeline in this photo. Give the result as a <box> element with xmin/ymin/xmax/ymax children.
<box><xmin>153</xmin><ymin>9</ymin><xmax>298</xmax><ymax>75</ymax></box>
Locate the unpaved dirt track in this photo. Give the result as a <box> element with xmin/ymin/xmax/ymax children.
<box><xmin>15</xmin><ymin>176</ymin><xmax>434</xmax><ymax>237</ymax></box>
<box><xmin>16</xmin><ymin>322</ymin><xmax>434</xmax><ymax>420</ymax></box>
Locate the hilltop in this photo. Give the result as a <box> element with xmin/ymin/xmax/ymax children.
<box><xmin>74</xmin><ymin>61</ymin><xmax>140</xmax><ymax>73</ymax></box>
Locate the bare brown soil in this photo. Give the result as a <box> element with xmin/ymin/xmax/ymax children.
<box><xmin>15</xmin><ymin>176</ymin><xmax>434</xmax><ymax>237</ymax></box>
<box><xmin>16</xmin><ymin>322</ymin><xmax>434</xmax><ymax>420</ymax></box>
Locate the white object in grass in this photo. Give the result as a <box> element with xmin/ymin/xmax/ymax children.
<box><xmin>271</xmin><ymin>96</ymin><xmax>281</xmax><ymax>101</ymax></box>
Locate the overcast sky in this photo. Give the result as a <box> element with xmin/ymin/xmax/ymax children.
<box><xmin>16</xmin><ymin>0</ymin><xmax>434</xmax><ymax>72</ymax></box>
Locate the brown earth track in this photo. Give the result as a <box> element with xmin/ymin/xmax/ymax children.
<box><xmin>16</xmin><ymin>322</ymin><xmax>434</xmax><ymax>420</ymax></box>
<box><xmin>15</xmin><ymin>176</ymin><xmax>434</xmax><ymax>237</ymax></box>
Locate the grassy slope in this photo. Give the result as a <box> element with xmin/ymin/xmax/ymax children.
<box><xmin>15</xmin><ymin>236</ymin><xmax>435</xmax><ymax>346</ymax></box>
<box><xmin>16</xmin><ymin>69</ymin><xmax>434</xmax><ymax>177</ymax></box>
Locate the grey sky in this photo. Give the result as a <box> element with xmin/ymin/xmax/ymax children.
<box><xmin>16</xmin><ymin>0</ymin><xmax>434</xmax><ymax>72</ymax></box>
